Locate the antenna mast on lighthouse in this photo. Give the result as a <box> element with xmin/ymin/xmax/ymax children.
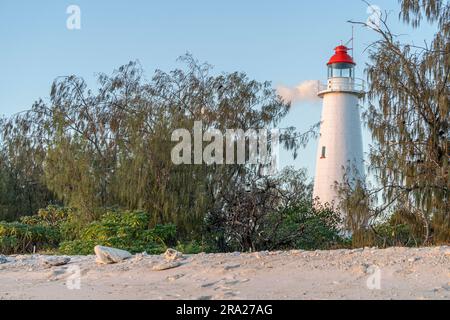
<box><xmin>352</xmin><ymin>25</ymin><xmax>354</xmax><ymax>57</ymax></box>
<box><xmin>345</xmin><ymin>26</ymin><xmax>355</xmax><ymax>57</ymax></box>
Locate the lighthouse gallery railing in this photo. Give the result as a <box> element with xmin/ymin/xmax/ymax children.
<box><xmin>317</xmin><ymin>78</ymin><xmax>365</xmax><ymax>95</ymax></box>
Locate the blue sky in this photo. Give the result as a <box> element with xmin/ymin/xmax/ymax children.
<box><xmin>0</xmin><ymin>0</ymin><xmax>437</xmax><ymax>178</ymax></box>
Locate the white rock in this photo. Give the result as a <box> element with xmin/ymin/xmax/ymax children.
<box><xmin>224</xmin><ymin>263</ymin><xmax>240</xmax><ymax>270</ymax></box>
<box><xmin>163</xmin><ymin>248</ymin><xmax>183</xmax><ymax>261</ymax></box>
<box><xmin>152</xmin><ymin>261</ymin><xmax>182</xmax><ymax>271</ymax></box>
<box><xmin>42</xmin><ymin>256</ymin><xmax>71</xmax><ymax>267</ymax></box>
<box><xmin>94</xmin><ymin>245</ymin><xmax>132</xmax><ymax>264</ymax></box>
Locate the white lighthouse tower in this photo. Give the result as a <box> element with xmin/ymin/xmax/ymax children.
<box><xmin>313</xmin><ymin>45</ymin><xmax>365</xmax><ymax>219</ymax></box>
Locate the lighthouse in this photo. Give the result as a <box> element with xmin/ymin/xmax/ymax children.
<box><xmin>313</xmin><ymin>45</ymin><xmax>365</xmax><ymax>220</ymax></box>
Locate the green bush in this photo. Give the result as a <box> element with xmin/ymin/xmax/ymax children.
<box><xmin>0</xmin><ymin>221</ymin><xmax>60</xmax><ymax>254</ymax></box>
<box><xmin>351</xmin><ymin>210</ymin><xmax>426</xmax><ymax>248</ymax></box>
<box><xmin>0</xmin><ymin>205</ymin><xmax>72</xmax><ymax>254</ymax></box>
<box><xmin>372</xmin><ymin>223</ymin><xmax>416</xmax><ymax>247</ymax></box>
<box><xmin>21</xmin><ymin>205</ymin><xmax>85</xmax><ymax>241</ymax></box>
<box><xmin>1</xmin><ymin>203</ymin><xmax>352</xmax><ymax>255</ymax></box>
<box><xmin>58</xmin><ymin>210</ymin><xmax>177</xmax><ymax>255</ymax></box>
<box><xmin>20</xmin><ymin>205</ymin><xmax>71</xmax><ymax>226</ymax></box>
<box><xmin>175</xmin><ymin>240</ymin><xmax>206</xmax><ymax>254</ymax></box>
<box><xmin>58</xmin><ymin>239</ymin><xmax>97</xmax><ymax>255</ymax></box>
<box><xmin>1</xmin><ymin>206</ymin><xmax>180</xmax><ymax>255</ymax></box>
<box><xmin>263</xmin><ymin>201</ymin><xmax>344</xmax><ymax>251</ymax></box>
<box><xmin>205</xmin><ymin>200</ymin><xmax>344</xmax><ymax>252</ymax></box>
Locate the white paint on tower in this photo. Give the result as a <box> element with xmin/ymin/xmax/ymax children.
<box><xmin>313</xmin><ymin>45</ymin><xmax>365</xmax><ymax>225</ymax></box>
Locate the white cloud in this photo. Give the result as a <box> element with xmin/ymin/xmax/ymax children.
<box><xmin>277</xmin><ymin>80</ymin><xmax>321</xmax><ymax>104</ymax></box>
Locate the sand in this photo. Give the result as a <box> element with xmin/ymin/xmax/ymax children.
<box><xmin>0</xmin><ymin>246</ymin><xmax>449</xmax><ymax>300</ymax></box>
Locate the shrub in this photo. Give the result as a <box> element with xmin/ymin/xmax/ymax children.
<box><xmin>20</xmin><ymin>205</ymin><xmax>71</xmax><ymax>227</ymax></box>
<box><xmin>20</xmin><ymin>205</ymin><xmax>85</xmax><ymax>241</ymax></box>
<box><xmin>0</xmin><ymin>221</ymin><xmax>60</xmax><ymax>254</ymax></box>
<box><xmin>175</xmin><ymin>240</ymin><xmax>206</xmax><ymax>254</ymax></box>
<box><xmin>372</xmin><ymin>222</ymin><xmax>418</xmax><ymax>247</ymax></box>
<box><xmin>59</xmin><ymin>239</ymin><xmax>97</xmax><ymax>255</ymax></box>
<box><xmin>58</xmin><ymin>210</ymin><xmax>177</xmax><ymax>255</ymax></box>
<box><xmin>0</xmin><ymin>205</ymin><xmax>74</xmax><ymax>254</ymax></box>
<box><xmin>1</xmin><ymin>206</ymin><xmax>180</xmax><ymax>255</ymax></box>
<box><xmin>263</xmin><ymin>201</ymin><xmax>344</xmax><ymax>251</ymax></box>
<box><xmin>206</xmin><ymin>198</ymin><xmax>344</xmax><ymax>252</ymax></box>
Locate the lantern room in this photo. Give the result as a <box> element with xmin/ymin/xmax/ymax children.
<box><xmin>327</xmin><ymin>45</ymin><xmax>355</xmax><ymax>79</ymax></box>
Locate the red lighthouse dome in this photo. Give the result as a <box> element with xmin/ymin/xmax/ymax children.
<box><xmin>327</xmin><ymin>45</ymin><xmax>355</xmax><ymax>65</ymax></box>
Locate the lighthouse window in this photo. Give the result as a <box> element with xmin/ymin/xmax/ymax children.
<box><xmin>321</xmin><ymin>146</ymin><xmax>326</xmax><ymax>158</ymax></box>
<box><xmin>342</xmin><ymin>68</ymin><xmax>350</xmax><ymax>77</ymax></box>
<box><xmin>328</xmin><ymin>63</ymin><xmax>355</xmax><ymax>78</ymax></box>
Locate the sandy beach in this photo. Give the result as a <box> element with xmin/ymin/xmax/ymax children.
<box><xmin>0</xmin><ymin>246</ymin><xmax>449</xmax><ymax>300</ymax></box>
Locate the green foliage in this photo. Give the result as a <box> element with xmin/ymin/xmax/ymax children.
<box><xmin>264</xmin><ymin>201</ymin><xmax>344</xmax><ymax>251</ymax></box>
<box><xmin>175</xmin><ymin>240</ymin><xmax>206</xmax><ymax>254</ymax></box>
<box><xmin>372</xmin><ymin>222</ymin><xmax>418</xmax><ymax>247</ymax></box>
<box><xmin>0</xmin><ymin>118</ymin><xmax>55</xmax><ymax>222</ymax></box>
<box><xmin>352</xmin><ymin>210</ymin><xmax>425</xmax><ymax>248</ymax></box>
<box><xmin>1</xmin><ymin>206</ymin><xmax>180</xmax><ymax>255</ymax></box>
<box><xmin>0</xmin><ymin>221</ymin><xmax>60</xmax><ymax>254</ymax></box>
<box><xmin>358</xmin><ymin>0</ymin><xmax>450</xmax><ymax>244</ymax></box>
<box><xmin>1</xmin><ymin>56</ymin><xmax>309</xmax><ymax>237</ymax></box>
<box><xmin>59</xmin><ymin>210</ymin><xmax>176</xmax><ymax>255</ymax></box>
<box><xmin>205</xmin><ymin>167</ymin><xmax>350</xmax><ymax>252</ymax></box>
<box><xmin>58</xmin><ymin>239</ymin><xmax>97</xmax><ymax>256</ymax></box>
<box><xmin>20</xmin><ymin>205</ymin><xmax>85</xmax><ymax>241</ymax></box>
<box><xmin>0</xmin><ymin>205</ymin><xmax>81</xmax><ymax>254</ymax></box>
<box><xmin>206</xmin><ymin>168</ymin><xmax>316</xmax><ymax>252</ymax></box>
<box><xmin>20</xmin><ymin>205</ymin><xmax>71</xmax><ymax>227</ymax></box>
<box><xmin>0</xmin><ymin>149</ymin><xmax>53</xmax><ymax>222</ymax></box>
